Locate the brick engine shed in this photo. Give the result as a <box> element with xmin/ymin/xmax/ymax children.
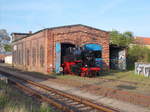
<box><xmin>12</xmin><ymin>24</ymin><xmax>110</xmax><ymax>74</ymax></box>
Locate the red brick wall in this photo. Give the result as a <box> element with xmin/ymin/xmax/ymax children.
<box><xmin>47</xmin><ymin>25</ymin><xmax>109</xmax><ymax>72</ymax></box>
<box><xmin>12</xmin><ymin>31</ymin><xmax>47</xmax><ymax>73</ymax></box>
<box><xmin>12</xmin><ymin>25</ymin><xmax>109</xmax><ymax>74</ymax></box>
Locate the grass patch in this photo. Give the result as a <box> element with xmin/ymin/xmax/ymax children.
<box><xmin>2</xmin><ymin>63</ymin><xmax>150</xmax><ymax>85</ymax></box>
<box><xmin>55</xmin><ymin>70</ymin><xmax>150</xmax><ymax>85</ymax></box>
<box><xmin>100</xmin><ymin>70</ymin><xmax>150</xmax><ymax>84</ymax></box>
<box><xmin>0</xmin><ymin>80</ymin><xmax>56</xmax><ymax>112</ymax></box>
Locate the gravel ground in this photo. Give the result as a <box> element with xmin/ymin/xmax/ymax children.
<box><xmin>0</xmin><ymin>64</ymin><xmax>150</xmax><ymax>112</ymax></box>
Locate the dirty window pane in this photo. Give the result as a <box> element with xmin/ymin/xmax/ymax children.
<box><xmin>40</xmin><ymin>46</ymin><xmax>44</xmax><ymax>67</ymax></box>
<box><xmin>32</xmin><ymin>48</ymin><xmax>36</xmax><ymax>66</ymax></box>
<box><xmin>27</xmin><ymin>49</ymin><xmax>30</xmax><ymax>65</ymax></box>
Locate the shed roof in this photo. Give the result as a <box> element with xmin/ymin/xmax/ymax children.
<box><xmin>12</xmin><ymin>24</ymin><xmax>108</xmax><ymax>42</ymax></box>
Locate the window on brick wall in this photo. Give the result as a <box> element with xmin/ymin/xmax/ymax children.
<box><xmin>40</xmin><ymin>46</ymin><xmax>44</xmax><ymax>67</ymax></box>
<box><xmin>21</xmin><ymin>48</ymin><xmax>23</xmax><ymax>64</ymax></box>
<box><xmin>27</xmin><ymin>49</ymin><xmax>30</xmax><ymax>65</ymax></box>
<box><xmin>16</xmin><ymin>50</ymin><xmax>17</xmax><ymax>64</ymax></box>
<box><xmin>17</xmin><ymin>50</ymin><xmax>19</xmax><ymax>64</ymax></box>
<box><xmin>14</xmin><ymin>51</ymin><xmax>16</xmax><ymax>64</ymax></box>
<box><xmin>13</xmin><ymin>51</ymin><xmax>16</xmax><ymax>64</ymax></box>
<box><xmin>19</xmin><ymin>50</ymin><xmax>22</xmax><ymax>65</ymax></box>
<box><xmin>32</xmin><ymin>48</ymin><xmax>36</xmax><ymax>66</ymax></box>
<box><xmin>18</xmin><ymin>50</ymin><xmax>20</xmax><ymax>64</ymax></box>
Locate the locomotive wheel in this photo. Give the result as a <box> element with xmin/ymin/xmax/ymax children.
<box><xmin>80</xmin><ymin>71</ymin><xmax>88</xmax><ymax>77</ymax></box>
<box><xmin>71</xmin><ymin>64</ymin><xmax>81</xmax><ymax>75</ymax></box>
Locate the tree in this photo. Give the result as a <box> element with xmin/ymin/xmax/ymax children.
<box><xmin>4</xmin><ymin>44</ymin><xmax>12</xmax><ymax>52</ymax></box>
<box><xmin>110</xmin><ymin>30</ymin><xmax>134</xmax><ymax>47</ymax></box>
<box><xmin>0</xmin><ymin>29</ymin><xmax>11</xmax><ymax>52</ymax></box>
<box><xmin>127</xmin><ymin>45</ymin><xmax>150</xmax><ymax>70</ymax></box>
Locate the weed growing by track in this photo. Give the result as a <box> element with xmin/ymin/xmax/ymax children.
<box><xmin>0</xmin><ymin>80</ymin><xmax>56</xmax><ymax>112</ymax></box>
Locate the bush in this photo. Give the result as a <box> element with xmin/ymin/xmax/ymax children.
<box><xmin>127</xmin><ymin>45</ymin><xmax>150</xmax><ymax>70</ymax></box>
<box><xmin>110</xmin><ymin>30</ymin><xmax>134</xmax><ymax>47</ymax></box>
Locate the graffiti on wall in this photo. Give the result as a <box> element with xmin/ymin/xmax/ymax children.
<box><xmin>118</xmin><ymin>49</ymin><xmax>126</xmax><ymax>70</ymax></box>
<box><xmin>110</xmin><ymin>49</ymin><xmax>126</xmax><ymax>70</ymax></box>
<box><xmin>135</xmin><ymin>62</ymin><xmax>150</xmax><ymax>77</ymax></box>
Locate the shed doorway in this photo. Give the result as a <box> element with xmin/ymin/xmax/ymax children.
<box><xmin>55</xmin><ymin>42</ymin><xmax>75</xmax><ymax>73</ymax></box>
<box><xmin>61</xmin><ymin>43</ymin><xmax>75</xmax><ymax>65</ymax></box>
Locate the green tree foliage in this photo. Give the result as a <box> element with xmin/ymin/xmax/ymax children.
<box><xmin>4</xmin><ymin>44</ymin><xmax>12</xmax><ymax>52</ymax></box>
<box><xmin>0</xmin><ymin>29</ymin><xmax>11</xmax><ymax>52</ymax></box>
<box><xmin>110</xmin><ymin>30</ymin><xmax>150</xmax><ymax>70</ymax></box>
<box><xmin>110</xmin><ymin>30</ymin><xmax>134</xmax><ymax>47</ymax></box>
<box><xmin>127</xmin><ymin>45</ymin><xmax>150</xmax><ymax>70</ymax></box>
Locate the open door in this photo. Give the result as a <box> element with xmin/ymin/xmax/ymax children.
<box><xmin>84</xmin><ymin>44</ymin><xmax>103</xmax><ymax>68</ymax></box>
<box><xmin>55</xmin><ymin>42</ymin><xmax>61</xmax><ymax>73</ymax></box>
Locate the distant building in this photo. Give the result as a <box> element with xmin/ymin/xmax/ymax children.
<box><xmin>5</xmin><ymin>55</ymin><xmax>12</xmax><ymax>64</ymax></box>
<box><xmin>134</xmin><ymin>36</ymin><xmax>150</xmax><ymax>48</ymax></box>
<box><xmin>0</xmin><ymin>52</ymin><xmax>12</xmax><ymax>63</ymax></box>
<box><xmin>0</xmin><ymin>54</ymin><xmax>5</xmax><ymax>63</ymax></box>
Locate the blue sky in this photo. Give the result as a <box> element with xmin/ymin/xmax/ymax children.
<box><xmin>0</xmin><ymin>0</ymin><xmax>150</xmax><ymax>37</ymax></box>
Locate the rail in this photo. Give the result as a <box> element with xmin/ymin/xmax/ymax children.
<box><xmin>0</xmin><ymin>70</ymin><xmax>120</xmax><ymax>112</ymax></box>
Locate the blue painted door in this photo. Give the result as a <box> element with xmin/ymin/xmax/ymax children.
<box><xmin>55</xmin><ymin>42</ymin><xmax>61</xmax><ymax>73</ymax></box>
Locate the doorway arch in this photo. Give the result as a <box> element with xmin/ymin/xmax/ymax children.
<box><xmin>55</xmin><ymin>42</ymin><xmax>75</xmax><ymax>73</ymax></box>
<box><xmin>83</xmin><ymin>44</ymin><xmax>103</xmax><ymax>68</ymax></box>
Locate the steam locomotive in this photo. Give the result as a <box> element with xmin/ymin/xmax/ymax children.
<box><xmin>61</xmin><ymin>46</ymin><xmax>101</xmax><ymax>77</ymax></box>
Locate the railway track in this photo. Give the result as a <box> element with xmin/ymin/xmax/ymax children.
<box><xmin>0</xmin><ymin>70</ymin><xmax>120</xmax><ymax>112</ymax></box>
<box><xmin>0</xmin><ymin>65</ymin><xmax>149</xmax><ymax>86</ymax></box>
